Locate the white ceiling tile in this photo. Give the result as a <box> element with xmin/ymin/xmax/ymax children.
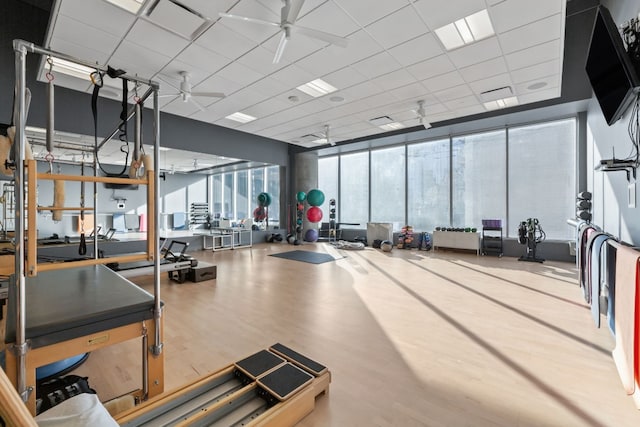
<box><xmin>505</xmin><ymin>39</ymin><xmax>561</xmax><ymax>71</ymax></box>
<box><xmin>216</xmin><ymin>61</ymin><xmax>264</xmax><ymax>87</ymax></box>
<box><xmin>235</xmin><ymin>46</ymin><xmax>287</xmax><ymax>75</ymax></box>
<box><xmin>351</xmin><ymin>52</ymin><xmax>401</xmax><ymax>80</ymax></box>
<box><xmin>414</xmin><ymin>0</ymin><xmax>487</xmax><ymax>29</ymax></box>
<box><xmin>245</xmin><ymin>77</ymin><xmax>290</xmax><ymax>99</ymax></box>
<box><xmin>49</xmin><ymin>38</ymin><xmax>111</xmax><ymax>66</ymax></box>
<box><xmin>322</xmin><ymin>67</ymin><xmax>369</xmax><ymax>91</ymax></box>
<box><xmin>387</xmin><ymin>82</ymin><xmax>431</xmax><ymax>101</ymax></box>
<box><xmin>468</xmin><ymin>73</ymin><xmax>513</xmax><ymax>96</ymax></box>
<box><xmin>313</xmin><ymin>30</ymin><xmax>384</xmax><ymax>68</ymax></box>
<box><xmin>517</xmin><ymin>86</ymin><xmax>561</xmax><ymax>105</ymax></box>
<box><xmin>423</xmin><ymin>71</ymin><xmax>465</xmax><ymax>92</ymax></box>
<box><xmin>296</xmin><ymin>0</ymin><xmax>360</xmax><ymax>38</ymax></box>
<box><xmin>174</xmin><ymin>44</ymin><xmax>232</xmax><ymax>75</ymax></box>
<box><xmin>58</xmin><ymin>0</ymin><xmax>136</xmax><ymax>38</ymax></box>
<box><xmin>295</xmin><ymin>47</ymin><xmax>357</xmax><ymax>77</ymax></box>
<box><xmin>334</xmin><ymin>0</ymin><xmax>408</xmax><ymax>27</ymax></box>
<box><xmin>126</xmin><ymin>19</ymin><xmax>190</xmax><ymax>58</ymax></box>
<box><xmin>242</xmin><ymin>98</ymin><xmax>293</xmax><ymax>120</ymax></box>
<box><xmin>37</xmin><ymin>69</ymin><xmax>91</xmax><ymax>94</ymax></box>
<box><xmin>365</xmin><ymin>5</ymin><xmax>428</xmax><ymax>49</ymax></box>
<box><xmin>369</xmin><ymin>69</ymin><xmax>419</xmax><ymax>93</ymax></box>
<box><xmin>510</xmin><ymin>59</ymin><xmax>559</xmax><ymax>84</ymax></box>
<box><xmin>498</xmin><ymin>14</ymin><xmax>562</xmax><ymax>54</ymax></box>
<box><xmin>406</xmin><ymin>54</ymin><xmax>456</xmax><ymax>80</ymax></box>
<box><xmin>340</xmin><ymin>81</ymin><xmax>383</xmax><ymax>101</ymax></box>
<box><xmin>195</xmin><ymin>22</ymin><xmax>258</xmax><ymax>60</ymax></box>
<box><xmin>435</xmin><ymin>85</ymin><xmax>474</xmax><ymax>103</ymax></box>
<box><xmin>387</xmin><ymin>33</ymin><xmax>443</xmax><ymax>67</ymax></box>
<box><xmin>180</xmin><ymin>0</ymin><xmax>240</xmax><ymax>20</ymax></box>
<box><xmin>158</xmin><ymin>61</ymin><xmax>210</xmax><ymax>86</ymax></box>
<box><xmin>514</xmin><ymin>74</ymin><xmax>560</xmax><ymax>96</ymax></box>
<box><xmin>218</xmin><ymin>1</ymin><xmax>280</xmax><ymax>43</ymax></box>
<box><xmin>458</xmin><ymin>57</ymin><xmax>508</xmax><ymax>83</ymax></box>
<box><xmin>53</xmin><ymin>14</ymin><xmax>121</xmax><ymax>59</ymax></box>
<box><xmin>490</xmin><ymin>0</ymin><xmax>563</xmax><ymax>34</ymax></box>
<box><xmin>270</xmin><ymin>64</ymin><xmax>317</xmax><ymax>89</ymax></box>
<box><xmin>110</xmin><ymin>41</ymin><xmax>172</xmax><ymax>78</ymax></box>
<box><xmin>424</xmin><ymin>102</ymin><xmax>449</xmax><ymax>116</ymax></box>
<box><xmin>451</xmin><ymin>104</ymin><xmax>485</xmax><ymax>117</ymax></box>
<box><xmin>447</xmin><ymin>37</ymin><xmax>502</xmax><ymax>69</ymax></box>
<box><xmin>194</xmin><ymin>74</ymin><xmax>244</xmax><ymax>95</ymax></box>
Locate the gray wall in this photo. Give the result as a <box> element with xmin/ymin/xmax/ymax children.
<box><xmin>585</xmin><ymin>0</ymin><xmax>640</xmax><ymax>244</ymax></box>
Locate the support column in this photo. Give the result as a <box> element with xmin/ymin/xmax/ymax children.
<box><xmin>293</xmin><ymin>152</ymin><xmax>319</xmax><ymax>235</ymax></box>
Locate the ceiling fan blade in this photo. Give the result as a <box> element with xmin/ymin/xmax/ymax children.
<box><xmin>283</xmin><ymin>0</ymin><xmax>305</xmax><ymax>23</ymax></box>
<box><xmin>273</xmin><ymin>32</ymin><xmax>289</xmax><ymax>64</ymax></box>
<box><xmin>290</xmin><ymin>24</ymin><xmax>349</xmax><ymax>48</ymax></box>
<box><xmin>219</xmin><ymin>12</ymin><xmax>280</xmax><ymax>28</ymax></box>
<box><xmin>190</xmin><ymin>91</ymin><xmax>226</xmax><ymax>98</ymax></box>
<box><xmin>158</xmin><ymin>93</ymin><xmax>180</xmax><ymax>98</ymax></box>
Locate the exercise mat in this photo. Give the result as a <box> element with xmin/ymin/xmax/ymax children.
<box><xmin>269</xmin><ymin>250</ymin><xmax>342</xmax><ymax>264</ymax></box>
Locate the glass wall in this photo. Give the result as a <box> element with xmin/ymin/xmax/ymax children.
<box><xmin>407</xmin><ymin>139</ymin><xmax>450</xmax><ymax>231</ymax></box>
<box><xmin>452</xmin><ymin>130</ymin><xmax>506</xmax><ymax>229</ymax></box>
<box><xmin>266</xmin><ymin>166</ymin><xmax>280</xmax><ymax>224</ymax></box>
<box><xmin>317</xmin><ymin>117</ymin><xmax>577</xmax><ymax>240</ymax></box>
<box><xmin>318</xmin><ymin>156</ymin><xmax>339</xmax><ymax>225</ymax></box>
<box><xmin>340</xmin><ymin>152</ymin><xmax>369</xmax><ymax>228</ymax></box>
<box><xmin>371</xmin><ymin>146</ymin><xmax>405</xmax><ymax>228</ymax></box>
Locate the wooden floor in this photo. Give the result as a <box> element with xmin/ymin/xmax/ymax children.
<box><xmin>69</xmin><ymin>243</ymin><xmax>639</xmax><ymax>426</ymax></box>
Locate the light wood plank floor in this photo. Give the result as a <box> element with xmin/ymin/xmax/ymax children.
<box><xmin>70</xmin><ymin>243</ymin><xmax>639</xmax><ymax>426</ymax></box>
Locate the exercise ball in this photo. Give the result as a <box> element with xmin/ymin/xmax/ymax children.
<box><xmin>304</xmin><ymin>228</ymin><xmax>318</xmax><ymax>242</ymax></box>
<box><xmin>296</xmin><ymin>191</ymin><xmax>306</xmax><ymax>202</ymax></box>
<box><xmin>253</xmin><ymin>207</ymin><xmax>266</xmax><ymax>221</ymax></box>
<box><xmin>381</xmin><ymin>240</ymin><xmax>393</xmax><ymax>252</ymax></box>
<box><xmin>257</xmin><ymin>192</ymin><xmax>272</xmax><ymax>207</ymax></box>
<box><xmin>306</xmin><ymin>189</ymin><xmax>325</xmax><ymax>207</ymax></box>
<box><xmin>297</xmin><ymin>203</ymin><xmax>304</xmax><ymax>211</ymax></box>
<box><xmin>306</xmin><ymin>206</ymin><xmax>323</xmax><ymax>223</ymax></box>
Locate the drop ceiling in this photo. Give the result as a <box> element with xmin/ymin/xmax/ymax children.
<box><xmin>42</xmin><ymin>0</ymin><xmax>567</xmax><ymax>149</ymax></box>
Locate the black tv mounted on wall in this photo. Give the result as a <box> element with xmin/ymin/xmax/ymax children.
<box><xmin>585</xmin><ymin>5</ymin><xmax>640</xmax><ymax>126</ymax></box>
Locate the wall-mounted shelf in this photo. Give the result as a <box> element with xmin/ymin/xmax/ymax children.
<box><xmin>595</xmin><ymin>159</ymin><xmax>637</xmax><ymax>182</ymax></box>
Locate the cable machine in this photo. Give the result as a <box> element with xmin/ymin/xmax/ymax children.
<box><xmin>517</xmin><ymin>218</ymin><xmax>546</xmax><ymax>263</ymax></box>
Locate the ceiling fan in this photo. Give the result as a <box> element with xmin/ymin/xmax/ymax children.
<box><xmin>415</xmin><ymin>100</ymin><xmax>432</xmax><ymax>129</ymax></box>
<box><xmin>158</xmin><ymin>71</ymin><xmax>225</xmax><ymax>112</ymax></box>
<box><xmin>319</xmin><ymin>124</ymin><xmax>335</xmax><ymax>146</ymax></box>
<box><xmin>219</xmin><ymin>0</ymin><xmax>349</xmax><ymax>64</ymax></box>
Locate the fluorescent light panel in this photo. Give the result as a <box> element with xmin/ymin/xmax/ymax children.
<box><xmin>296</xmin><ymin>79</ymin><xmax>338</xmax><ymax>97</ymax></box>
<box><xmin>226</xmin><ymin>112</ymin><xmax>257</xmax><ymax>123</ymax></box>
<box><xmin>50</xmin><ymin>57</ymin><xmax>95</xmax><ymax>81</ymax></box>
<box><xmin>379</xmin><ymin>122</ymin><xmax>405</xmax><ymax>131</ymax></box>
<box><xmin>483</xmin><ymin>96</ymin><xmax>519</xmax><ymax>111</ymax></box>
<box><xmin>435</xmin><ymin>9</ymin><xmax>494</xmax><ymax>51</ymax></box>
<box><xmin>103</xmin><ymin>0</ymin><xmax>144</xmax><ymax>14</ymax></box>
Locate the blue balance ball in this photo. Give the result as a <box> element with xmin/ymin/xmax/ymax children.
<box><xmin>304</xmin><ymin>228</ymin><xmax>318</xmax><ymax>242</ymax></box>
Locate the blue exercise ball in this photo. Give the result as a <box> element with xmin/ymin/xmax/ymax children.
<box><xmin>304</xmin><ymin>228</ymin><xmax>318</xmax><ymax>242</ymax></box>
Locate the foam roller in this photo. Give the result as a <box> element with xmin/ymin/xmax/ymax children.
<box><xmin>52</xmin><ymin>178</ymin><xmax>65</xmax><ymax>221</ymax></box>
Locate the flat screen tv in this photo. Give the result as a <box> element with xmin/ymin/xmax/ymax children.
<box><xmin>585</xmin><ymin>5</ymin><xmax>640</xmax><ymax>125</ymax></box>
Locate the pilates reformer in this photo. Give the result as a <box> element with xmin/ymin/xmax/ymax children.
<box><xmin>107</xmin><ymin>239</ymin><xmax>198</xmax><ymax>283</ymax></box>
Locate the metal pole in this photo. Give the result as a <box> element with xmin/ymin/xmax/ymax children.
<box><xmin>13</xmin><ymin>41</ymin><xmax>29</xmax><ymax>402</ymax></box>
<box><xmin>98</xmin><ymin>87</ymin><xmax>153</xmax><ymax>151</ymax></box>
<box><xmin>152</xmin><ymin>88</ymin><xmax>163</xmax><ymax>355</ymax></box>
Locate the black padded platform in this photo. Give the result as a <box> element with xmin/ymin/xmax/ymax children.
<box><xmin>5</xmin><ymin>265</ymin><xmax>156</xmax><ymax>349</ymax></box>
<box><xmin>269</xmin><ymin>343</ymin><xmax>327</xmax><ymax>376</ymax></box>
<box><xmin>234</xmin><ymin>350</ymin><xmax>285</xmax><ymax>380</ymax></box>
<box><xmin>257</xmin><ymin>363</ymin><xmax>314</xmax><ymax>401</ymax></box>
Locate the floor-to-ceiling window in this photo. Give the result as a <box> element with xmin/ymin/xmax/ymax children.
<box><xmin>318</xmin><ymin>117</ymin><xmax>577</xmax><ymax>240</ymax></box>
<box><xmin>340</xmin><ymin>152</ymin><xmax>369</xmax><ymax>228</ymax></box>
<box><xmin>452</xmin><ymin>130</ymin><xmax>507</xmax><ymax>229</ymax></box>
<box><xmin>508</xmin><ymin>119</ymin><xmax>576</xmax><ymax>240</ymax></box>
<box><xmin>407</xmin><ymin>139</ymin><xmax>450</xmax><ymax>232</ymax></box>
<box><xmin>266</xmin><ymin>166</ymin><xmax>280</xmax><ymax>224</ymax></box>
<box><xmin>318</xmin><ymin>156</ymin><xmax>339</xmax><ymax>225</ymax></box>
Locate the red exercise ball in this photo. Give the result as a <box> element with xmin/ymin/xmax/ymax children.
<box><xmin>253</xmin><ymin>207</ymin><xmax>266</xmax><ymax>221</ymax></box>
<box><xmin>306</xmin><ymin>206</ymin><xmax>323</xmax><ymax>223</ymax></box>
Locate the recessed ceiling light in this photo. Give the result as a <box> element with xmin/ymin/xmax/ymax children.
<box><xmin>483</xmin><ymin>96</ymin><xmax>519</xmax><ymax>111</ymax></box>
<box><xmin>49</xmin><ymin>57</ymin><xmax>95</xmax><ymax>81</ymax></box>
<box><xmin>435</xmin><ymin>9</ymin><xmax>495</xmax><ymax>51</ymax></box>
<box><xmin>296</xmin><ymin>79</ymin><xmax>338</xmax><ymax>97</ymax></box>
<box><xmin>103</xmin><ymin>0</ymin><xmax>144</xmax><ymax>14</ymax></box>
<box><xmin>379</xmin><ymin>122</ymin><xmax>405</xmax><ymax>131</ymax></box>
<box><xmin>527</xmin><ymin>81</ymin><xmax>548</xmax><ymax>91</ymax></box>
<box><xmin>369</xmin><ymin>116</ymin><xmax>394</xmax><ymax>126</ymax></box>
<box><xmin>225</xmin><ymin>112</ymin><xmax>257</xmax><ymax>123</ymax></box>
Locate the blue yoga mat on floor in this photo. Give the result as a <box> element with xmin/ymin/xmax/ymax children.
<box><xmin>270</xmin><ymin>250</ymin><xmax>340</xmax><ymax>264</ymax></box>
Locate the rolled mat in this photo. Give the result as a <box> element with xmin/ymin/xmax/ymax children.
<box><xmin>609</xmin><ymin>241</ymin><xmax>639</xmax><ymax>395</ymax></box>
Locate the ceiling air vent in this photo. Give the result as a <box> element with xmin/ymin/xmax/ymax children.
<box><xmin>479</xmin><ymin>86</ymin><xmax>513</xmax><ymax>103</ymax></box>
